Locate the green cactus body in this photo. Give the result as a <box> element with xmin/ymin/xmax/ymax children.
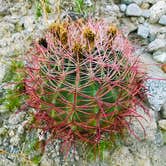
<box><xmin>20</xmin><ymin>19</ymin><xmax>148</xmax><ymax>157</ymax></box>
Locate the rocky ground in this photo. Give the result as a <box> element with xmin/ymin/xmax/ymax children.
<box><xmin>0</xmin><ymin>0</ymin><xmax>166</xmax><ymax>165</ymax></box>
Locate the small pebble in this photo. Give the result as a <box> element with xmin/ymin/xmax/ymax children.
<box><xmin>141</xmin><ymin>2</ymin><xmax>150</xmax><ymax>9</ymax></box>
<box><xmin>159</xmin><ymin>15</ymin><xmax>166</xmax><ymax>25</ymax></box>
<box><xmin>8</xmin><ymin>130</ymin><xmax>15</xmax><ymax>137</ymax></box>
<box><xmin>161</xmin><ymin>64</ymin><xmax>166</xmax><ymax>73</ymax></box>
<box><xmin>120</xmin><ymin>4</ymin><xmax>127</xmax><ymax>12</ymax></box>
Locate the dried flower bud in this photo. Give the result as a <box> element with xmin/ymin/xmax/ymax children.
<box><xmin>107</xmin><ymin>25</ymin><xmax>118</xmax><ymax>38</ymax></box>
<box><xmin>49</xmin><ymin>22</ymin><xmax>68</xmax><ymax>45</ymax></box>
<box><xmin>83</xmin><ymin>27</ymin><xmax>95</xmax><ymax>50</ymax></box>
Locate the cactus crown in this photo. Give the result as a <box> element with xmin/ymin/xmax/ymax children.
<box><xmin>21</xmin><ymin>19</ymin><xmax>148</xmax><ymax>157</ymax></box>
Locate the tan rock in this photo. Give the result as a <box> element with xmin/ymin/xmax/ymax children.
<box><xmin>158</xmin><ymin>120</ymin><xmax>166</xmax><ymax>130</ymax></box>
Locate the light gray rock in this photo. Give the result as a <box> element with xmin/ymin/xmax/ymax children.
<box><xmin>148</xmin><ymin>25</ymin><xmax>166</xmax><ymax>42</ymax></box>
<box><xmin>120</xmin><ymin>4</ymin><xmax>127</xmax><ymax>12</ymax></box>
<box><xmin>0</xmin><ymin>7</ymin><xmax>9</xmax><ymax>16</ymax></box>
<box><xmin>149</xmin><ymin>1</ymin><xmax>166</xmax><ymax>23</ymax></box>
<box><xmin>159</xmin><ymin>15</ymin><xmax>166</xmax><ymax>25</ymax></box>
<box><xmin>146</xmin><ymin>79</ymin><xmax>166</xmax><ymax>111</ymax></box>
<box><xmin>137</xmin><ymin>24</ymin><xmax>149</xmax><ymax>38</ymax></box>
<box><xmin>126</xmin><ymin>3</ymin><xmax>142</xmax><ymax>16</ymax></box>
<box><xmin>158</xmin><ymin>120</ymin><xmax>166</xmax><ymax>130</ymax></box>
<box><xmin>160</xmin><ymin>102</ymin><xmax>166</xmax><ymax>119</ymax></box>
<box><xmin>132</xmin><ymin>108</ymin><xmax>157</xmax><ymax>141</ymax></box>
<box><xmin>0</xmin><ymin>0</ymin><xmax>10</xmax><ymax>16</ymax></box>
<box><xmin>121</xmin><ymin>0</ymin><xmax>143</xmax><ymax>5</ymax></box>
<box><xmin>120</xmin><ymin>18</ymin><xmax>137</xmax><ymax>36</ymax></box>
<box><xmin>153</xmin><ymin>51</ymin><xmax>166</xmax><ymax>63</ymax></box>
<box><xmin>141</xmin><ymin>9</ymin><xmax>150</xmax><ymax>18</ymax></box>
<box><xmin>128</xmin><ymin>141</ymin><xmax>163</xmax><ymax>166</ymax></box>
<box><xmin>148</xmin><ymin>39</ymin><xmax>166</xmax><ymax>52</ymax></box>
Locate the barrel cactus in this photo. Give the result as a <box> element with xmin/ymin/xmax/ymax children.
<box><xmin>22</xmin><ymin>19</ymin><xmax>148</xmax><ymax>156</ymax></box>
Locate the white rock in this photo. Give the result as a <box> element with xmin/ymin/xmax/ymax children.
<box><xmin>148</xmin><ymin>39</ymin><xmax>166</xmax><ymax>52</ymax></box>
<box><xmin>105</xmin><ymin>4</ymin><xmax>120</xmax><ymax>13</ymax></box>
<box><xmin>126</xmin><ymin>3</ymin><xmax>142</xmax><ymax>16</ymax></box>
<box><xmin>84</xmin><ymin>0</ymin><xmax>92</xmax><ymax>6</ymax></box>
<box><xmin>158</xmin><ymin>120</ymin><xmax>166</xmax><ymax>130</ymax></box>
<box><xmin>20</xmin><ymin>16</ymin><xmax>35</xmax><ymax>32</ymax></box>
<box><xmin>153</xmin><ymin>52</ymin><xmax>166</xmax><ymax>63</ymax></box>
<box><xmin>10</xmin><ymin>135</ymin><xmax>20</xmax><ymax>146</ymax></box>
<box><xmin>149</xmin><ymin>1</ymin><xmax>166</xmax><ymax>23</ymax></box>
<box><xmin>120</xmin><ymin>4</ymin><xmax>127</xmax><ymax>12</ymax></box>
<box><xmin>8</xmin><ymin>130</ymin><xmax>15</xmax><ymax>137</ymax></box>
<box><xmin>17</xmin><ymin>125</ymin><xmax>24</xmax><ymax>135</ymax></box>
<box><xmin>159</xmin><ymin>15</ymin><xmax>166</xmax><ymax>25</ymax></box>
<box><xmin>8</xmin><ymin>112</ymin><xmax>25</xmax><ymax>125</ymax></box>
<box><xmin>137</xmin><ymin>24</ymin><xmax>149</xmax><ymax>38</ymax></box>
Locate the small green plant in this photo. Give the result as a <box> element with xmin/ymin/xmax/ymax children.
<box><xmin>35</xmin><ymin>0</ymin><xmax>51</xmax><ymax>19</ymax></box>
<box><xmin>73</xmin><ymin>0</ymin><xmax>95</xmax><ymax>16</ymax></box>
<box><xmin>23</xmin><ymin>132</ymin><xmax>43</xmax><ymax>165</ymax></box>
<box><xmin>0</xmin><ymin>60</ymin><xmax>26</xmax><ymax>111</ymax></box>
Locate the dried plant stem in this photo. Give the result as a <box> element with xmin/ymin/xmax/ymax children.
<box><xmin>40</xmin><ymin>0</ymin><xmax>48</xmax><ymax>25</ymax></box>
<box><xmin>57</xmin><ymin>0</ymin><xmax>61</xmax><ymax>23</ymax></box>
